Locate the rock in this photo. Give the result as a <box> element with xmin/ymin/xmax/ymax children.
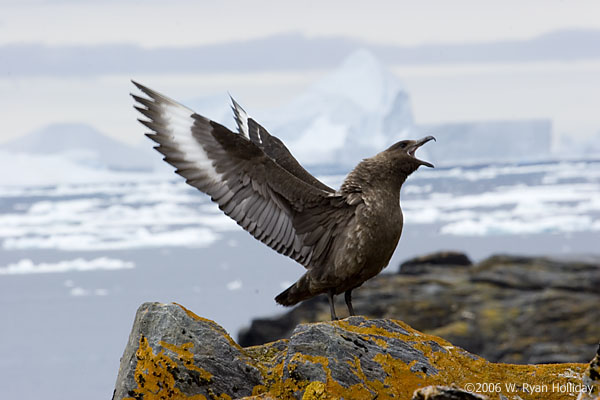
<box><xmin>238</xmin><ymin>253</ymin><xmax>600</xmax><ymax>365</ymax></box>
<box><xmin>473</xmin><ymin>254</ymin><xmax>600</xmax><ymax>292</ymax></box>
<box><xmin>399</xmin><ymin>251</ymin><xmax>473</xmax><ymax>275</ymax></box>
<box><xmin>113</xmin><ymin>302</ymin><xmax>263</xmax><ymax>400</ymax></box>
<box><xmin>113</xmin><ymin>302</ymin><xmax>594</xmax><ymax>400</ymax></box>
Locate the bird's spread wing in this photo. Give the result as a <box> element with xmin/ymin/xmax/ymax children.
<box><xmin>229</xmin><ymin>96</ymin><xmax>334</xmax><ymax>193</ymax></box>
<box><xmin>132</xmin><ymin>82</ymin><xmax>355</xmax><ymax>269</ymax></box>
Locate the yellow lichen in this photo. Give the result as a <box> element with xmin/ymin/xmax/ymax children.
<box><xmin>301</xmin><ymin>381</ymin><xmax>326</xmax><ymax>399</ymax></box>
<box><xmin>125</xmin><ymin>336</ymin><xmax>208</xmax><ymax>400</ymax></box>
<box><xmin>159</xmin><ymin>341</ymin><xmax>213</xmax><ymax>382</ymax></box>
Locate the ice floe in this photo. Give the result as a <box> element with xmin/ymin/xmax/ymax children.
<box><xmin>0</xmin><ymin>257</ymin><xmax>134</xmax><ymax>275</ymax></box>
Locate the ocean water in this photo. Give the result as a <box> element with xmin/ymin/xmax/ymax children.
<box><xmin>1</xmin><ymin>160</ymin><xmax>599</xmax><ymax>399</ymax></box>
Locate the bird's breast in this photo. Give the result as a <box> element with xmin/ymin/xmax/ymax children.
<box><xmin>331</xmin><ymin>197</ymin><xmax>403</xmax><ymax>289</ymax></box>
<box><xmin>359</xmin><ymin>199</ymin><xmax>403</xmax><ymax>257</ymax></box>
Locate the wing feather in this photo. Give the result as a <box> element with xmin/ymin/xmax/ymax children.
<box><xmin>229</xmin><ymin>96</ymin><xmax>334</xmax><ymax>193</ymax></box>
<box><xmin>132</xmin><ymin>81</ymin><xmax>358</xmax><ymax>269</ymax></box>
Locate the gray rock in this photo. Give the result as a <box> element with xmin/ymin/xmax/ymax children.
<box><xmin>400</xmin><ymin>251</ymin><xmax>473</xmax><ymax>275</ymax></box>
<box><xmin>283</xmin><ymin>317</ymin><xmax>440</xmax><ymax>392</ymax></box>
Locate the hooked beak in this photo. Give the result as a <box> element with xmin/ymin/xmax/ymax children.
<box><xmin>408</xmin><ymin>135</ymin><xmax>436</xmax><ymax>168</ymax></box>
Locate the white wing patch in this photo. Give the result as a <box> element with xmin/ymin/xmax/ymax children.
<box><xmin>157</xmin><ymin>101</ymin><xmax>223</xmax><ymax>184</ymax></box>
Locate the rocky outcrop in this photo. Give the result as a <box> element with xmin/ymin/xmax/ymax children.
<box><xmin>399</xmin><ymin>251</ymin><xmax>473</xmax><ymax>275</ymax></box>
<box><xmin>113</xmin><ymin>302</ymin><xmax>598</xmax><ymax>400</ymax></box>
<box><xmin>238</xmin><ymin>253</ymin><xmax>600</xmax><ymax>365</ymax></box>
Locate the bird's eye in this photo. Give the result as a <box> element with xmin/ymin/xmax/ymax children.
<box><xmin>392</xmin><ymin>141</ymin><xmax>408</xmax><ymax>150</ymax></box>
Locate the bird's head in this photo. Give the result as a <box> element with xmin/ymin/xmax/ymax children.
<box><xmin>385</xmin><ymin>136</ymin><xmax>436</xmax><ymax>175</ymax></box>
<box><xmin>342</xmin><ymin>135</ymin><xmax>436</xmax><ymax>192</ymax></box>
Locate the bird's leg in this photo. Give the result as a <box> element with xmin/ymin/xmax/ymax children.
<box><xmin>345</xmin><ymin>289</ymin><xmax>355</xmax><ymax>316</ymax></box>
<box><xmin>327</xmin><ymin>289</ymin><xmax>338</xmax><ymax>320</ymax></box>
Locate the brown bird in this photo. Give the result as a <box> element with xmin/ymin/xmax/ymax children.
<box><xmin>131</xmin><ymin>81</ymin><xmax>435</xmax><ymax>320</ymax></box>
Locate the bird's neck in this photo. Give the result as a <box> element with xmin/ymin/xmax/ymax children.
<box><xmin>340</xmin><ymin>158</ymin><xmax>408</xmax><ymax>196</ymax></box>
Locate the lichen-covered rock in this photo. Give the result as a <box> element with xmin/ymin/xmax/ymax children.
<box><xmin>113</xmin><ymin>302</ymin><xmax>262</xmax><ymax>400</ymax></box>
<box><xmin>113</xmin><ymin>302</ymin><xmax>593</xmax><ymax>400</ymax></box>
<box><xmin>239</xmin><ymin>253</ymin><xmax>600</xmax><ymax>365</ymax></box>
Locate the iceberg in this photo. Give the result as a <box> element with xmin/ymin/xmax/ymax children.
<box><xmin>258</xmin><ymin>49</ymin><xmax>416</xmax><ymax>170</ymax></box>
<box><xmin>418</xmin><ymin>119</ymin><xmax>553</xmax><ymax>166</ymax></box>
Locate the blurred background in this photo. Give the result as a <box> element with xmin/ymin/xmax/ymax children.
<box><xmin>1</xmin><ymin>1</ymin><xmax>599</xmax><ymax>399</ymax></box>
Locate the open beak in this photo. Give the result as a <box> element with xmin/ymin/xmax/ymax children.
<box><xmin>408</xmin><ymin>136</ymin><xmax>436</xmax><ymax>168</ymax></box>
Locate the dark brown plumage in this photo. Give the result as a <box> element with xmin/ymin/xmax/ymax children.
<box><xmin>132</xmin><ymin>81</ymin><xmax>435</xmax><ymax>320</ymax></box>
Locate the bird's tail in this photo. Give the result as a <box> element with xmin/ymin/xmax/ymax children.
<box><xmin>275</xmin><ymin>273</ymin><xmax>314</xmax><ymax>306</ymax></box>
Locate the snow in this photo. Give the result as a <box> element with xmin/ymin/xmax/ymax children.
<box><xmin>0</xmin><ymin>257</ymin><xmax>134</xmax><ymax>275</ymax></box>
<box><xmin>226</xmin><ymin>280</ymin><xmax>243</xmax><ymax>291</ymax></box>
<box><xmin>440</xmin><ymin>214</ymin><xmax>598</xmax><ymax>236</ymax></box>
<box><xmin>402</xmin><ymin>163</ymin><xmax>600</xmax><ymax>236</ymax></box>
<box><xmin>3</xmin><ymin>227</ymin><xmax>220</xmax><ymax>251</ymax></box>
<box><xmin>68</xmin><ymin>286</ymin><xmax>110</xmax><ymax>297</ymax></box>
<box><xmin>0</xmin><ymin>179</ymin><xmax>236</xmax><ymax>251</ymax></box>
<box><xmin>69</xmin><ymin>287</ymin><xmax>90</xmax><ymax>296</ymax></box>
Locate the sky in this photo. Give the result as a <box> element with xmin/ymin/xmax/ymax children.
<box><xmin>2</xmin><ymin>0</ymin><xmax>600</xmax><ymax>146</ymax></box>
<box><xmin>4</xmin><ymin>0</ymin><xmax>600</xmax><ymax>47</ymax></box>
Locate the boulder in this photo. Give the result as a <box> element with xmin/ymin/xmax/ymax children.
<box><xmin>113</xmin><ymin>302</ymin><xmax>598</xmax><ymax>400</ymax></box>
<box><xmin>399</xmin><ymin>251</ymin><xmax>473</xmax><ymax>275</ymax></box>
<box><xmin>113</xmin><ymin>302</ymin><xmax>262</xmax><ymax>400</ymax></box>
<box><xmin>238</xmin><ymin>253</ymin><xmax>600</xmax><ymax>365</ymax></box>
